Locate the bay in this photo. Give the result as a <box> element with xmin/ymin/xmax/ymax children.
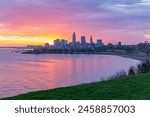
<box><xmin>0</xmin><ymin>48</ymin><xmax>140</xmax><ymax>98</ymax></box>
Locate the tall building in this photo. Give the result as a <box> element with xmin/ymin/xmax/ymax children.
<box><xmin>81</xmin><ymin>36</ymin><xmax>86</xmax><ymax>46</ymax></box>
<box><xmin>90</xmin><ymin>36</ymin><xmax>94</xmax><ymax>44</ymax></box>
<box><xmin>90</xmin><ymin>36</ymin><xmax>95</xmax><ymax>47</ymax></box>
<box><xmin>72</xmin><ymin>32</ymin><xmax>76</xmax><ymax>44</ymax></box>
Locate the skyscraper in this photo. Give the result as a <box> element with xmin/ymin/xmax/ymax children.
<box><xmin>72</xmin><ymin>32</ymin><xmax>76</xmax><ymax>44</ymax></box>
<box><xmin>81</xmin><ymin>36</ymin><xmax>86</xmax><ymax>46</ymax></box>
<box><xmin>90</xmin><ymin>36</ymin><xmax>94</xmax><ymax>44</ymax></box>
<box><xmin>90</xmin><ymin>36</ymin><xmax>95</xmax><ymax>47</ymax></box>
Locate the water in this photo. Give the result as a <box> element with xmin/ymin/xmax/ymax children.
<box><xmin>0</xmin><ymin>48</ymin><xmax>140</xmax><ymax>98</ymax></box>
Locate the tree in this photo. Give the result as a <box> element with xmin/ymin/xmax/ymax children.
<box><xmin>137</xmin><ymin>64</ymin><xmax>142</xmax><ymax>74</ymax></box>
<box><xmin>128</xmin><ymin>67</ymin><xmax>135</xmax><ymax>76</ymax></box>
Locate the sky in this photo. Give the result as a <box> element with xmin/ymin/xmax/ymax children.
<box><xmin>0</xmin><ymin>0</ymin><xmax>150</xmax><ymax>46</ymax></box>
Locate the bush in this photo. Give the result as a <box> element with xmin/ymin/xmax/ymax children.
<box><xmin>110</xmin><ymin>70</ymin><xmax>127</xmax><ymax>80</ymax></box>
<box><xmin>137</xmin><ymin>64</ymin><xmax>142</xmax><ymax>74</ymax></box>
<box><xmin>136</xmin><ymin>59</ymin><xmax>150</xmax><ymax>74</ymax></box>
<box><xmin>128</xmin><ymin>66</ymin><xmax>135</xmax><ymax>76</ymax></box>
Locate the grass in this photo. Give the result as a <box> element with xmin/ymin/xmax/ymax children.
<box><xmin>2</xmin><ymin>73</ymin><xmax>150</xmax><ymax>100</ymax></box>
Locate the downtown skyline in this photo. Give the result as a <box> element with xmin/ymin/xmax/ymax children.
<box><xmin>0</xmin><ymin>0</ymin><xmax>150</xmax><ymax>46</ymax></box>
<box><xmin>52</xmin><ymin>32</ymin><xmax>104</xmax><ymax>49</ymax></box>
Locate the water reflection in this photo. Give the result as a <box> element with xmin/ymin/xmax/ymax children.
<box><xmin>0</xmin><ymin>49</ymin><xmax>140</xmax><ymax>98</ymax></box>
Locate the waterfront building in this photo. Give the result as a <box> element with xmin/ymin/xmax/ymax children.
<box><xmin>96</xmin><ymin>39</ymin><xmax>104</xmax><ymax>47</ymax></box>
<box><xmin>54</xmin><ymin>39</ymin><xmax>61</xmax><ymax>48</ymax></box>
<box><xmin>90</xmin><ymin>36</ymin><xmax>94</xmax><ymax>44</ymax></box>
<box><xmin>118</xmin><ymin>42</ymin><xmax>122</xmax><ymax>46</ymax></box>
<box><xmin>90</xmin><ymin>36</ymin><xmax>95</xmax><ymax>47</ymax></box>
<box><xmin>61</xmin><ymin>39</ymin><xmax>68</xmax><ymax>46</ymax></box>
<box><xmin>44</xmin><ymin>43</ymin><xmax>50</xmax><ymax>49</ymax></box>
<box><xmin>81</xmin><ymin>36</ymin><xmax>86</xmax><ymax>46</ymax></box>
<box><xmin>72</xmin><ymin>32</ymin><xmax>76</xmax><ymax>44</ymax></box>
<box><xmin>108</xmin><ymin>42</ymin><xmax>113</xmax><ymax>47</ymax></box>
<box><xmin>54</xmin><ymin>39</ymin><xmax>68</xmax><ymax>49</ymax></box>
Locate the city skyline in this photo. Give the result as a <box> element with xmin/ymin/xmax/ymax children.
<box><xmin>52</xmin><ymin>32</ymin><xmax>104</xmax><ymax>49</ymax></box>
<box><xmin>0</xmin><ymin>0</ymin><xmax>150</xmax><ymax>46</ymax></box>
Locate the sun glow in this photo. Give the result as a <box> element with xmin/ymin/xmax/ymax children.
<box><xmin>0</xmin><ymin>36</ymin><xmax>58</xmax><ymax>46</ymax></box>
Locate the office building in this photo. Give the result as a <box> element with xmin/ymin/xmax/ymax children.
<box><xmin>81</xmin><ymin>36</ymin><xmax>86</xmax><ymax>46</ymax></box>
<box><xmin>72</xmin><ymin>32</ymin><xmax>76</xmax><ymax>44</ymax></box>
<box><xmin>97</xmin><ymin>39</ymin><xmax>104</xmax><ymax>46</ymax></box>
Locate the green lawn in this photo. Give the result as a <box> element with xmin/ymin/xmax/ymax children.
<box><xmin>2</xmin><ymin>73</ymin><xmax>150</xmax><ymax>100</ymax></box>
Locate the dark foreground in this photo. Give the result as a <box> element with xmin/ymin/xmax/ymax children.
<box><xmin>2</xmin><ymin>73</ymin><xmax>150</xmax><ymax>100</ymax></box>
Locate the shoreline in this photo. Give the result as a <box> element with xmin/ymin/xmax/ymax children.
<box><xmin>23</xmin><ymin>50</ymin><xmax>148</xmax><ymax>62</ymax></box>
<box><xmin>116</xmin><ymin>53</ymin><xmax>148</xmax><ymax>62</ymax></box>
<box><xmin>21</xmin><ymin>47</ymin><xmax>148</xmax><ymax>62</ymax></box>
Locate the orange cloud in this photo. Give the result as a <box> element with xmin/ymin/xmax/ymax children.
<box><xmin>144</xmin><ymin>34</ymin><xmax>150</xmax><ymax>39</ymax></box>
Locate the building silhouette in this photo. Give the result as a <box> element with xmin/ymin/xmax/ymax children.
<box><xmin>81</xmin><ymin>36</ymin><xmax>86</xmax><ymax>46</ymax></box>
<box><xmin>52</xmin><ymin>32</ymin><xmax>105</xmax><ymax>49</ymax></box>
<box><xmin>54</xmin><ymin>39</ymin><xmax>68</xmax><ymax>49</ymax></box>
<box><xmin>118</xmin><ymin>42</ymin><xmax>122</xmax><ymax>46</ymax></box>
<box><xmin>90</xmin><ymin>36</ymin><xmax>94</xmax><ymax>44</ymax></box>
<box><xmin>90</xmin><ymin>36</ymin><xmax>95</xmax><ymax>47</ymax></box>
<box><xmin>44</xmin><ymin>43</ymin><xmax>51</xmax><ymax>49</ymax></box>
<box><xmin>72</xmin><ymin>32</ymin><xmax>76</xmax><ymax>44</ymax></box>
<box><xmin>97</xmin><ymin>39</ymin><xmax>103</xmax><ymax>47</ymax></box>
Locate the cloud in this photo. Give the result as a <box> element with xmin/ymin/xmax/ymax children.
<box><xmin>0</xmin><ymin>23</ymin><xmax>8</xmax><ymax>28</ymax></box>
<box><xmin>144</xmin><ymin>34</ymin><xmax>150</xmax><ymax>39</ymax></box>
<box><xmin>0</xmin><ymin>0</ymin><xmax>150</xmax><ymax>44</ymax></box>
<box><xmin>104</xmin><ymin>0</ymin><xmax>150</xmax><ymax>14</ymax></box>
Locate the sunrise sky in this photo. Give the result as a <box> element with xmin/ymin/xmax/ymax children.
<box><xmin>0</xmin><ymin>0</ymin><xmax>150</xmax><ymax>46</ymax></box>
